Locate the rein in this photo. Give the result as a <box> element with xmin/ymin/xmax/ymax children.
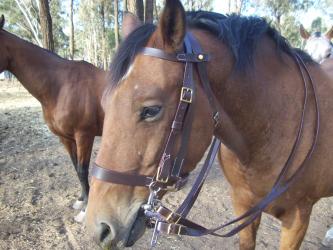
<box><xmin>91</xmin><ymin>33</ymin><xmax>319</xmax><ymax>247</ymax></box>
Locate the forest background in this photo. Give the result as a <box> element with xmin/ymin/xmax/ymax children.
<box><xmin>0</xmin><ymin>0</ymin><xmax>332</xmax><ymax>70</ymax></box>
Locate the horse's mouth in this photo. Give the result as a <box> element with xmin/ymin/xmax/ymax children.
<box><xmin>124</xmin><ymin>208</ymin><xmax>147</xmax><ymax>247</ymax></box>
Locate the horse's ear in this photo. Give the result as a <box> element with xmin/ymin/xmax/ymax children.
<box><xmin>157</xmin><ymin>0</ymin><xmax>186</xmax><ymax>51</ymax></box>
<box><xmin>121</xmin><ymin>12</ymin><xmax>142</xmax><ymax>40</ymax></box>
<box><xmin>300</xmin><ymin>25</ymin><xmax>310</xmax><ymax>39</ymax></box>
<box><xmin>0</xmin><ymin>15</ymin><xmax>4</xmax><ymax>30</ymax></box>
<box><xmin>325</xmin><ymin>26</ymin><xmax>333</xmax><ymax>40</ymax></box>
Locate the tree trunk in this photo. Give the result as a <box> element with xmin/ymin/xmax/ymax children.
<box><xmin>69</xmin><ymin>0</ymin><xmax>74</xmax><ymax>59</ymax></box>
<box><xmin>236</xmin><ymin>0</ymin><xmax>244</xmax><ymax>14</ymax></box>
<box><xmin>100</xmin><ymin>1</ymin><xmax>108</xmax><ymax>69</ymax></box>
<box><xmin>114</xmin><ymin>0</ymin><xmax>119</xmax><ymax>48</ymax></box>
<box><xmin>123</xmin><ymin>0</ymin><xmax>128</xmax><ymax>11</ymax></box>
<box><xmin>128</xmin><ymin>0</ymin><xmax>144</xmax><ymax>21</ymax></box>
<box><xmin>38</xmin><ymin>0</ymin><xmax>54</xmax><ymax>51</ymax></box>
<box><xmin>93</xmin><ymin>28</ymin><xmax>98</xmax><ymax>66</ymax></box>
<box><xmin>144</xmin><ymin>0</ymin><xmax>154</xmax><ymax>23</ymax></box>
<box><xmin>15</xmin><ymin>0</ymin><xmax>43</xmax><ymax>46</ymax></box>
<box><xmin>154</xmin><ymin>0</ymin><xmax>158</xmax><ymax>21</ymax></box>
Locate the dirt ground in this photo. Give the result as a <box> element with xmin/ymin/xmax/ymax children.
<box><xmin>0</xmin><ymin>80</ymin><xmax>333</xmax><ymax>250</ymax></box>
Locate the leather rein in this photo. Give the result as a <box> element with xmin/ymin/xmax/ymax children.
<box><xmin>92</xmin><ymin>33</ymin><xmax>319</xmax><ymax>247</ymax></box>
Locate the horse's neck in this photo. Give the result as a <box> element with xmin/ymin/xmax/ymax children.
<box><xmin>5</xmin><ymin>31</ymin><xmax>63</xmax><ymax>105</ymax></box>
<box><xmin>210</xmin><ymin>40</ymin><xmax>308</xmax><ymax>169</ymax></box>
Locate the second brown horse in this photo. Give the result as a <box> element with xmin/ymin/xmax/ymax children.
<box><xmin>0</xmin><ymin>15</ymin><xmax>106</xmax><ymax>220</ymax></box>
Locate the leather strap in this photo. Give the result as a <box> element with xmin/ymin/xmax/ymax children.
<box><xmin>92</xmin><ymin>163</ymin><xmax>189</xmax><ymax>190</ymax></box>
<box><xmin>140</xmin><ymin>47</ymin><xmax>210</xmax><ymax>63</ymax></box>
<box><xmin>155</xmin><ymin>35</ymin><xmax>196</xmax><ymax>184</ymax></box>
<box><xmin>92</xmin><ymin>163</ymin><xmax>153</xmax><ymax>186</ymax></box>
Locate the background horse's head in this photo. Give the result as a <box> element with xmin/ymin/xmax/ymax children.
<box><xmin>300</xmin><ymin>24</ymin><xmax>333</xmax><ymax>63</ymax></box>
<box><xmin>85</xmin><ymin>0</ymin><xmax>215</xmax><ymax>248</ymax></box>
<box><xmin>0</xmin><ymin>15</ymin><xmax>9</xmax><ymax>73</ymax></box>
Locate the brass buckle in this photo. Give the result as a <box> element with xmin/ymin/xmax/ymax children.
<box><xmin>156</xmin><ymin>167</ymin><xmax>169</xmax><ymax>183</ymax></box>
<box><xmin>167</xmin><ymin>224</ymin><xmax>182</xmax><ymax>235</ymax></box>
<box><xmin>180</xmin><ymin>87</ymin><xmax>193</xmax><ymax>103</ymax></box>
<box><xmin>166</xmin><ymin>211</ymin><xmax>181</xmax><ymax>224</ymax></box>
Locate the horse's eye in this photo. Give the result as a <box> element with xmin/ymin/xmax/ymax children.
<box><xmin>140</xmin><ymin>106</ymin><xmax>162</xmax><ymax>121</ymax></box>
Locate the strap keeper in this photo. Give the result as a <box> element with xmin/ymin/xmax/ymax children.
<box><xmin>167</xmin><ymin>223</ymin><xmax>182</xmax><ymax>235</ymax></box>
<box><xmin>213</xmin><ymin>112</ymin><xmax>221</xmax><ymax>127</ymax></box>
<box><xmin>172</xmin><ymin>121</ymin><xmax>183</xmax><ymax>130</ymax></box>
<box><xmin>166</xmin><ymin>211</ymin><xmax>181</xmax><ymax>224</ymax></box>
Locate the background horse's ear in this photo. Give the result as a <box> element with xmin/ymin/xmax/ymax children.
<box><xmin>300</xmin><ymin>25</ymin><xmax>310</xmax><ymax>39</ymax></box>
<box><xmin>325</xmin><ymin>26</ymin><xmax>333</xmax><ymax>40</ymax></box>
<box><xmin>121</xmin><ymin>12</ymin><xmax>142</xmax><ymax>40</ymax></box>
<box><xmin>158</xmin><ymin>0</ymin><xmax>186</xmax><ymax>51</ymax></box>
<box><xmin>0</xmin><ymin>15</ymin><xmax>4</xmax><ymax>30</ymax></box>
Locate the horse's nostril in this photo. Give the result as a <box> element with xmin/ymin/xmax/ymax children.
<box><xmin>99</xmin><ymin>223</ymin><xmax>112</xmax><ymax>243</ymax></box>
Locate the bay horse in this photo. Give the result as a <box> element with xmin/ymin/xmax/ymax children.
<box><xmin>0</xmin><ymin>15</ymin><xmax>107</xmax><ymax>221</ymax></box>
<box><xmin>86</xmin><ymin>1</ymin><xmax>333</xmax><ymax>249</ymax></box>
<box><xmin>322</xmin><ymin>57</ymin><xmax>333</xmax><ymax>73</ymax></box>
<box><xmin>300</xmin><ymin>24</ymin><xmax>333</xmax><ymax>63</ymax></box>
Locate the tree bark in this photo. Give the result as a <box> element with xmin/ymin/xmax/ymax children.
<box><xmin>38</xmin><ymin>0</ymin><xmax>54</xmax><ymax>51</ymax></box>
<box><xmin>69</xmin><ymin>0</ymin><xmax>74</xmax><ymax>59</ymax></box>
<box><xmin>123</xmin><ymin>0</ymin><xmax>128</xmax><ymax>11</ymax></box>
<box><xmin>128</xmin><ymin>0</ymin><xmax>144</xmax><ymax>21</ymax></box>
<box><xmin>144</xmin><ymin>0</ymin><xmax>154</xmax><ymax>23</ymax></box>
<box><xmin>154</xmin><ymin>0</ymin><xmax>158</xmax><ymax>21</ymax></box>
<box><xmin>100</xmin><ymin>1</ymin><xmax>108</xmax><ymax>69</ymax></box>
<box><xmin>114</xmin><ymin>0</ymin><xmax>119</xmax><ymax>48</ymax></box>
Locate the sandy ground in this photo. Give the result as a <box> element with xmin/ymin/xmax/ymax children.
<box><xmin>1</xmin><ymin>80</ymin><xmax>333</xmax><ymax>250</ymax></box>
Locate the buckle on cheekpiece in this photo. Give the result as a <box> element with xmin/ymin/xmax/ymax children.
<box><xmin>180</xmin><ymin>87</ymin><xmax>193</xmax><ymax>103</ymax></box>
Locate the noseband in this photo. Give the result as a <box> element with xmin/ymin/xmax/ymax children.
<box><xmin>92</xmin><ymin>33</ymin><xmax>319</xmax><ymax>247</ymax></box>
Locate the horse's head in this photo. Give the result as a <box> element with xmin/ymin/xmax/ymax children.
<box><xmin>85</xmin><ymin>0</ymin><xmax>215</xmax><ymax>248</ymax></box>
<box><xmin>300</xmin><ymin>24</ymin><xmax>333</xmax><ymax>63</ymax></box>
<box><xmin>0</xmin><ymin>15</ymin><xmax>9</xmax><ymax>73</ymax></box>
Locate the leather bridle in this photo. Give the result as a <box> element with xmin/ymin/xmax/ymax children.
<box><xmin>92</xmin><ymin>33</ymin><xmax>319</xmax><ymax>247</ymax></box>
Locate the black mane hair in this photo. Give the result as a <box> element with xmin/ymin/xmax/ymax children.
<box><xmin>109</xmin><ymin>23</ymin><xmax>156</xmax><ymax>86</ymax></box>
<box><xmin>109</xmin><ymin>11</ymin><xmax>314</xmax><ymax>87</ymax></box>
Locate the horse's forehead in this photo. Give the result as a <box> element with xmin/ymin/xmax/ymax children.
<box><xmin>306</xmin><ymin>37</ymin><xmax>331</xmax><ymax>53</ymax></box>
<box><xmin>117</xmin><ymin>56</ymin><xmax>178</xmax><ymax>96</ymax></box>
<box><xmin>126</xmin><ymin>54</ymin><xmax>183</xmax><ymax>86</ymax></box>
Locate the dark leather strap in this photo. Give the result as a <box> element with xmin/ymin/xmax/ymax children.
<box><xmin>140</xmin><ymin>47</ymin><xmax>210</xmax><ymax>63</ymax></box>
<box><xmin>155</xmin><ymin>35</ymin><xmax>196</xmax><ymax>184</ymax></box>
<box><xmin>92</xmin><ymin>163</ymin><xmax>153</xmax><ymax>186</ymax></box>
<box><xmin>187</xmin><ymin>33</ymin><xmax>221</xmax><ymax>126</ymax></box>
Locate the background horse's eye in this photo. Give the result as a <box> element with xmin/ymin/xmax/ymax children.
<box><xmin>140</xmin><ymin>106</ymin><xmax>162</xmax><ymax>121</ymax></box>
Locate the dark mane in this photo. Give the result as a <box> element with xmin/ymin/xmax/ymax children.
<box><xmin>109</xmin><ymin>24</ymin><xmax>156</xmax><ymax>86</ymax></box>
<box><xmin>109</xmin><ymin>11</ymin><xmax>314</xmax><ymax>87</ymax></box>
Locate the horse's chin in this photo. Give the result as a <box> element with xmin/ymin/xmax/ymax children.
<box><xmin>100</xmin><ymin>208</ymin><xmax>146</xmax><ymax>249</ymax></box>
<box><xmin>125</xmin><ymin>208</ymin><xmax>146</xmax><ymax>247</ymax></box>
<box><xmin>95</xmin><ymin>206</ymin><xmax>146</xmax><ymax>250</ymax></box>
